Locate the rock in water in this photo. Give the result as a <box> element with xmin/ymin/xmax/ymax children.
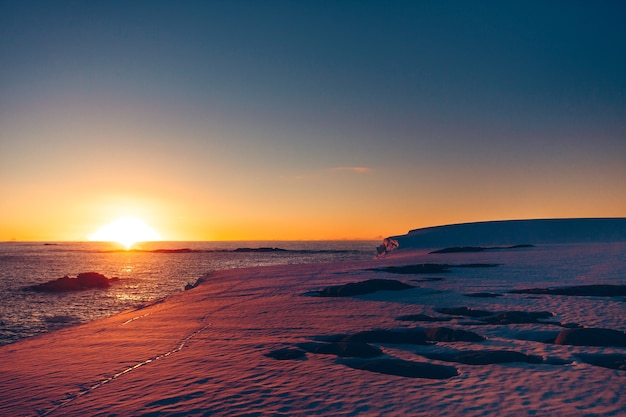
<box><xmin>25</xmin><ymin>272</ymin><xmax>119</xmax><ymax>292</ymax></box>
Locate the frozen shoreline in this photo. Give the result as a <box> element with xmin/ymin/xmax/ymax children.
<box><xmin>0</xmin><ymin>240</ymin><xmax>377</xmax><ymax>346</ymax></box>
<box><xmin>1</xmin><ymin>243</ymin><xmax>625</xmax><ymax>416</ymax></box>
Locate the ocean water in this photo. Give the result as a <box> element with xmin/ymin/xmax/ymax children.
<box><xmin>0</xmin><ymin>240</ymin><xmax>378</xmax><ymax>345</ymax></box>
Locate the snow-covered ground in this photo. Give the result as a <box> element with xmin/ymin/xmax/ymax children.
<box><xmin>1</xmin><ymin>242</ymin><xmax>625</xmax><ymax>416</ymax></box>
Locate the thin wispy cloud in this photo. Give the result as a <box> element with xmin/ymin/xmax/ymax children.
<box><xmin>328</xmin><ymin>167</ymin><xmax>373</xmax><ymax>174</ymax></box>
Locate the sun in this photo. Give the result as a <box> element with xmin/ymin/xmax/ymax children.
<box><xmin>88</xmin><ymin>217</ymin><xmax>162</xmax><ymax>249</ymax></box>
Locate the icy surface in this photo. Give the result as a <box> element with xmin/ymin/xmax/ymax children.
<box><xmin>0</xmin><ymin>242</ymin><xmax>625</xmax><ymax>416</ymax></box>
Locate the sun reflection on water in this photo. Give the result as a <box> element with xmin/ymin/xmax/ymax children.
<box><xmin>115</xmin><ymin>293</ymin><xmax>145</xmax><ymax>302</ymax></box>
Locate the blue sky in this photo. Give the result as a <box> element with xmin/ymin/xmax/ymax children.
<box><xmin>1</xmin><ymin>1</ymin><xmax>625</xmax><ymax>240</ymax></box>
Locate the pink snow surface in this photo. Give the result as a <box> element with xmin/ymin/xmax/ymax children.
<box><xmin>1</xmin><ymin>244</ymin><xmax>625</xmax><ymax>416</ymax></box>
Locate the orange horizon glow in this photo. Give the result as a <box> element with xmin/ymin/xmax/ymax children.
<box><xmin>3</xmin><ymin>206</ymin><xmax>626</xmax><ymax>243</ymax></box>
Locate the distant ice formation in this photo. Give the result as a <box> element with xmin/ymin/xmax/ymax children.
<box><xmin>380</xmin><ymin>218</ymin><xmax>626</xmax><ymax>254</ymax></box>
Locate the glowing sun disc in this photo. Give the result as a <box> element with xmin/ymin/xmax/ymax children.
<box><xmin>88</xmin><ymin>217</ymin><xmax>162</xmax><ymax>249</ymax></box>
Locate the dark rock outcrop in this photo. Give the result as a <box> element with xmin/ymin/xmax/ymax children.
<box><xmin>454</xmin><ymin>263</ymin><xmax>500</xmax><ymax>268</ymax></box>
<box><xmin>554</xmin><ymin>328</ymin><xmax>626</xmax><ymax>347</ymax></box>
<box><xmin>430</xmin><ymin>246</ymin><xmax>489</xmax><ymax>254</ymax></box>
<box><xmin>430</xmin><ymin>244</ymin><xmax>533</xmax><ymax>254</ymax></box>
<box><xmin>436</xmin><ymin>307</ymin><xmax>495</xmax><ymax>318</ymax></box>
<box><xmin>342</xmin><ymin>329</ymin><xmax>429</xmax><ymax>345</ymax></box>
<box><xmin>578</xmin><ymin>354</ymin><xmax>626</xmax><ymax>371</ymax></box>
<box><xmin>341</xmin><ymin>358</ymin><xmax>458</xmax><ymax>379</ymax></box>
<box><xmin>423</xmin><ymin>349</ymin><xmax>543</xmax><ymax>365</ymax></box>
<box><xmin>312</xmin><ymin>279</ymin><xmax>414</xmax><ymax>297</ymax></box>
<box><xmin>149</xmin><ymin>248</ymin><xmax>195</xmax><ymax>253</ymax></box>
<box><xmin>510</xmin><ymin>285</ymin><xmax>626</xmax><ymax>297</ymax></box>
<box><xmin>371</xmin><ymin>264</ymin><xmax>451</xmax><ymax>274</ymax></box>
<box><xmin>297</xmin><ymin>341</ymin><xmax>383</xmax><ymax>358</ymax></box>
<box><xmin>264</xmin><ymin>347</ymin><xmax>307</xmax><ymax>360</ymax></box>
<box><xmin>424</xmin><ymin>327</ymin><xmax>485</xmax><ymax>342</ymax></box>
<box><xmin>24</xmin><ymin>272</ymin><xmax>119</xmax><ymax>292</ymax></box>
<box><xmin>479</xmin><ymin>311</ymin><xmax>554</xmax><ymax>325</ymax></box>
<box><xmin>371</xmin><ymin>264</ymin><xmax>499</xmax><ymax>275</ymax></box>
<box><xmin>184</xmin><ymin>280</ymin><xmax>201</xmax><ymax>291</ymax></box>
<box><xmin>396</xmin><ymin>314</ymin><xmax>452</xmax><ymax>322</ymax></box>
<box><xmin>410</xmin><ymin>277</ymin><xmax>445</xmax><ymax>282</ymax></box>
<box><xmin>376</xmin><ymin>238</ymin><xmax>399</xmax><ymax>257</ymax></box>
<box><xmin>464</xmin><ymin>292</ymin><xmax>502</xmax><ymax>298</ymax></box>
<box><xmin>233</xmin><ymin>247</ymin><xmax>288</xmax><ymax>253</ymax></box>
<box><xmin>436</xmin><ymin>307</ymin><xmax>557</xmax><ymax>325</ymax></box>
<box><xmin>316</xmin><ymin>326</ymin><xmax>483</xmax><ymax>345</ymax></box>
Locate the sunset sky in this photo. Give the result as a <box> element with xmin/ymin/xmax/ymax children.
<box><xmin>1</xmin><ymin>1</ymin><xmax>625</xmax><ymax>241</ymax></box>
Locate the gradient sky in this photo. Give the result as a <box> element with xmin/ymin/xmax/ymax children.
<box><xmin>1</xmin><ymin>1</ymin><xmax>625</xmax><ymax>241</ymax></box>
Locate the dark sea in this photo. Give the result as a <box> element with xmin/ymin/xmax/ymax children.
<box><xmin>0</xmin><ymin>240</ymin><xmax>379</xmax><ymax>346</ymax></box>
